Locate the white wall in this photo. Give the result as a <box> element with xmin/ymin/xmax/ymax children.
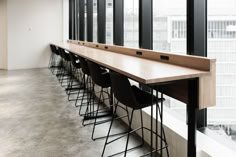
<box><xmin>0</xmin><ymin>0</ymin><xmax>8</xmax><ymax>69</ymax></box>
<box><xmin>7</xmin><ymin>0</ymin><xmax>63</xmax><ymax>70</ymax></box>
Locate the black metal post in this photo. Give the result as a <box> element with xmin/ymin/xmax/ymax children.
<box><xmin>75</xmin><ymin>0</ymin><xmax>80</xmax><ymax>40</ymax></box>
<box><xmin>79</xmin><ymin>0</ymin><xmax>85</xmax><ymax>41</ymax></box>
<box><xmin>139</xmin><ymin>0</ymin><xmax>153</xmax><ymax>49</ymax></box>
<box><xmin>97</xmin><ymin>0</ymin><xmax>106</xmax><ymax>43</ymax></box>
<box><xmin>113</xmin><ymin>0</ymin><xmax>124</xmax><ymax>46</ymax></box>
<box><xmin>139</xmin><ymin>0</ymin><xmax>153</xmax><ymax>91</ymax></box>
<box><xmin>187</xmin><ymin>0</ymin><xmax>208</xmax><ymax>129</ymax></box>
<box><xmin>87</xmin><ymin>0</ymin><xmax>93</xmax><ymax>42</ymax></box>
<box><xmin>187</xmin><ymin>78</ymin><xmax>199</xmax><ymax>157</ymax></box>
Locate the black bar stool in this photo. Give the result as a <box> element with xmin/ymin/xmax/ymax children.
<box><xmin>58</xmin><ymin>48</ymin><xmax>72</xmax><ymax>87</ymax></box>
<box><xmin>49</xmin><ymin>44</ymin><xmax>56</xmax><ymax>69</ymax></box>
<box><xmin>102</xmin><ymin>72</ymin><xmax>169</xmax><ymax>157</ymax></box>
<box><xmin>67</xmin><ymin>52</ymin><xmax>83</xmax><ymax>98</ymax></box>
<box><xmin>49</xmin><ymin>44</ymin><xmax>60</xmax><ymax>74</ymax></box>
<box><xmin>67</xmin><ymin>52</ymin><xmax>88</xmax><ymax>108</ymax></box>
<box><xmin>75</xmin><ymin>56</ymin><xmax>94</xmax><ymax>118</ymax></box>
<box><xmin>87</xmin><ymin>61</ymin><xmax>115</xmax><ymax>140</ymax></box>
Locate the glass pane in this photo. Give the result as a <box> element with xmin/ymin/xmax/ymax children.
<box><xmin>106</xmin><ymin>0</ymin><xmax>113</xmax><ymax>44</ymax></box>
<box><xmin>153</xmin><ymin>0</ymin><xmax>187</xmax><ymax>120</ymax></box>
<box><xmin>93</xmin><ymin>0</ymin><xmax>97</xmax><ymax>42</ymax></box>
<box><xmin>153</xmin><ymin>0</ymin><xmax>186</xmax><ymax>54</ymax></box>
<box><xmin>124</xmin><ymin>0</ymin><xmax>139</xmax><ymax>48</ymax></box>
<box><xmin>207</xmin><ymin>0</ymin><xmax>236</xmax><ymax>142</ymax></box>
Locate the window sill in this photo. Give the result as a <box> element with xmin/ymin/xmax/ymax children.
<box><xmin>142</xmin><ymin>106</ymin><xmax>236</xmax><ymax>157</ymax></box>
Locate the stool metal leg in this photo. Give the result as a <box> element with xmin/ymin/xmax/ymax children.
<box><xmin>91</xmin><ymin>87</ymin><xmax>104</xmax><ymax>140</ymax></box>
<box><xmin>151</xmin><ymin>88</ymin><xmax>154</xmax><ymax>157</ymax></box>
<box><xmin>124</xmin><ymin>109</ymin><xmax>134</xmax><ymax>157</ymax></box>
<box><xmin>140</xmin><ymin>109</ymin><xmax>145</xmax><ymax>146</ymax></box>
<box><xmin>101</xmin><ymin>103</ymin><xmax>118</xmax><ymax>157</ymax></box>
<box><xmin>156</xmin><ymin>90</ymin><xmax>159</xmax><ymax>156</ymax></box>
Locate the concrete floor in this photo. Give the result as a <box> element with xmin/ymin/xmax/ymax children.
<box><xmin>0</xmin><ymin>68</ymin><xmax>151</xmax><ymax>157</ymax></box>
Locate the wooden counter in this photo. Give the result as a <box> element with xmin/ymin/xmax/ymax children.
<box><xmin>53</xmin><ymin>40</ymin><xmax>216</xmax><ymax>110</ymax></box>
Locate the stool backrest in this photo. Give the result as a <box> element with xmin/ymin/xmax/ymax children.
<box><xmin>50</xmin><ymin>44</ymin><xmax>56</xmax><ymax>54</ymax></box>
<box><xmin>60</xmin><ymin>48</ymin><xmax>70</xmax><ymax>61</ymax></box>
<box><xmin>58</xmin><ymin>48</ymin><xmax>63</xmax><ymax>58</ymax></box>
<box><xmin>69</xmin><ymin>52</ymin><xmax>79</xmax><ymax>67</ymax></box>
<box><xmin>110</xmin><ymin>72</ymin><xmax>137</xmax><ymax>107</ymax></box>
<box><xmin>77</xmin><ymin>56</ymin><xmax>90</xmax><ymax>75</ymax></box>
<box><xmin>54</xmin><ymin>46</ymin><xmax>59</xmax><ymax>55</ymax></box>
<box><xmin>87</xmin><ymin>61</ymin><xmax>108</xmax><ymax>87</ymax></box>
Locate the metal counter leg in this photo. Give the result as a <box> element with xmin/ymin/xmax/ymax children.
<box><xmin>187</xmin><ymin>78</ymin><xmax>198</xmax><ymax>157</ymax></box>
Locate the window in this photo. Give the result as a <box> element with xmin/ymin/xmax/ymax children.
<box><xmin>106</xmin><ymin>0</ymin><xmax>113</xmax><ymax>44</ymax></box>
<box><xmin>207</xmin><ymin>0</ymin><xmax>236</xmax><ymax>142</ymax></box>
<box><xmin>153</xmin><ymin>0</ymin><xmax>187</xmax><ymax>55</ymax></box>
<box><xmin>208</xmin><ymin>20</ymin><xmax>236</xmax><ymax>39</ymax></box>
<box><xmin>124</xmin><ymin>0</ymin><xmax>139</xmax><ymax>48</ymax></box>
<box><xmin>153</xmin><ymin>0</ymin><xmax>187</xmax><ymax>120</ymax></box>
<box><xmin>171</xmin><ymin>20</ymin><xmax>236</xmax><ymax>40</ymax></box>
<box><xmin>171</xmin><ymin>20</ymin><xmax>186</xmax><ymax>40</ymax></box>
<box><xmin>93</xmin><ymin>0</ymin><xmax>97</xmax><ymax>42</ymax></box>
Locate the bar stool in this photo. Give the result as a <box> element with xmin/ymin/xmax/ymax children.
<box><xmin>76</xmin><ymin>57</ymin><xmax>111</xmax><ymax>126</ymax></box>
<box><xmin>75</xmin><ymin>56</ymin><xmax>93</xmax><ymax>117</ymax></box>
<box><xmin>58</xmin><ymin>48</ymin><xmax>72</xmax><ymax>87</ymax></box>
<box><xmin>67</xmin><ymin>52</ymin><xmax>82</xmax><ymax>96</ymax></box>
<box><xmin>67</xmin><ymin>52</ymin><xmax>87</xmax><ymax>107</ymax></box>
<box><xmin>49</xmin><ymin>45</ymin><xmax>60</xmax><ymax>74</ymax></box>
<box><xmin>102</xmin><ymin>72</ymin><xmax>169</xmax><ymax>157</ymax></box>
<box><xmin>87</xmin><ymin>61</ymin><xmax>115</xmax><ymax>140</ymax></box>
<box><xmin>56</xmin><ymin>48</ymin><xmax>66</xmax><ymax>81</ymax></box>
<box><xmin>49</xmin><ymin>44</ymin><xmax>56</xmax><ymax>69</ymax></box>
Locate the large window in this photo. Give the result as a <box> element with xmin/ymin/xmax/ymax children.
<box><xmin>124</xmin><ymin>0</ymin><xmax>139</xmax><ymax>48</ymax></box>
<box><xmin>93</xmin><ymin>0</ymin><xmax>97</xmax><ymax>42</ymax></box>
<box><xmin>106</xmin><ymin>0</ymin><xmax>113</xmax><ymax>44</ymax></box>
<box><xmin>207</xmin><ymin>0</ymin><xmax>236</xmax><ymax>141</ymax></box>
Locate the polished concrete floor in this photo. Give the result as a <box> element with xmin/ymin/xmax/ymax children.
<box><xmin>0</xmin><ymin>68</ymin><xmax>151</xmax><ymax>157</ymax></box>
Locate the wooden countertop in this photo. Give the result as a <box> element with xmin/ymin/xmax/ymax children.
<box><xmin>54</xmin><ymin>42</ymin><xmax>210</xmax><ymax>84</ymax></box>
<box><xmin>52</xmin><ymin>41</ymin><xmax>216</xmax><ymax>109</ymax></box>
